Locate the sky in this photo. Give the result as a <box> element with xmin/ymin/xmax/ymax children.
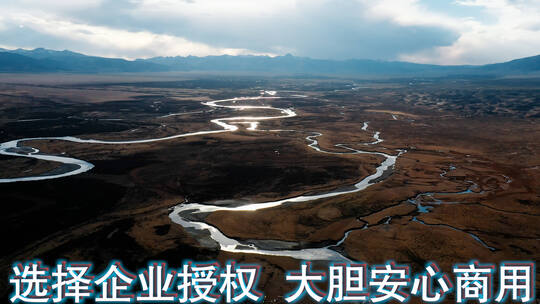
<box><xmin>0</xmin><ymin>0</ymin><xmax>539</xmax><ymax>65</ymax></box>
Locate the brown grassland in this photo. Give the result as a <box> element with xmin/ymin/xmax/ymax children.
<box><xmin>0</xmin><ymin>74</ymin><xmax>539</xmax><ymax>303</ymax></box>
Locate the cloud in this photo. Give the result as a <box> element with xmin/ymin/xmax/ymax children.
<box><xmin>13</xmin><ymin>0</ymin><xmax>105</xmax><ymax>11</ymax></box>
<box><xmin>0</xmin><ymin>12</ymin><xmax>274</xmax><ymax>59</ymax></box>
<box><xmin>0</xmin><ymin>0</ymin><xmax>539</xmax><ymax>64</ymax></box>
<box><xmin>110</xmin><ymin>0</ymin><xmax>458</xmax><ymax>60</ymax></box>
<box><xmin>0</xmin><ymin>17</ymin><xmax>5</xmax><ymax>32</ymax></box>
<box><xmin>398</xmin><ymin>0</ymin><xmax>540</xmax><ymax>64</ymax></box>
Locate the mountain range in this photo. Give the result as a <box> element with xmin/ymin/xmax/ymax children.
<box><xmin>1</xmin><ymin>48</ymin><xmax>539</xmax><ymax>76</ymax></box>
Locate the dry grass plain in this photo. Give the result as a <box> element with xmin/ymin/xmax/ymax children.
<box><xmin>0</xmin><ymin>75</ymin><xmax>538</xmax><ymax>302</ymax></box>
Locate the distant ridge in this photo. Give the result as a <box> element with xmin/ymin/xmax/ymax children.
<box><xmin>0</xmin><ymin>48</ymin><xmax>166</xmax><ymax>73</ymax></box>
<box><xmin>0</xmin><ymin>48</ymin><xmax>539</xmax><ymax>76</ymax></box>
<box><xmin>479</xmin><ymin>54</ymin><xmax>540</xmax><ymax>73</ymax></box>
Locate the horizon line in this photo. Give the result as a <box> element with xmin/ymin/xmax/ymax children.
<box><xmin>2</xmin><ymin>46</ymin><xmax>537</xmax><ymax>67</ymax></box>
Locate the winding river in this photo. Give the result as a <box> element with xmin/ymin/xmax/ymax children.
<box><xmin>169</xmin><ymin>130</ymin><xmax>401</xmax><ymax>261</ymax></box>
<box><xmin>0</xmin><ymin>96</ymin><xmax>293</xmax><ymax>183</ymax></box>
<box><xmin>0</xmin><ymin>92</ymin><xmax>403</xmax><ymax>261</ymax></box>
